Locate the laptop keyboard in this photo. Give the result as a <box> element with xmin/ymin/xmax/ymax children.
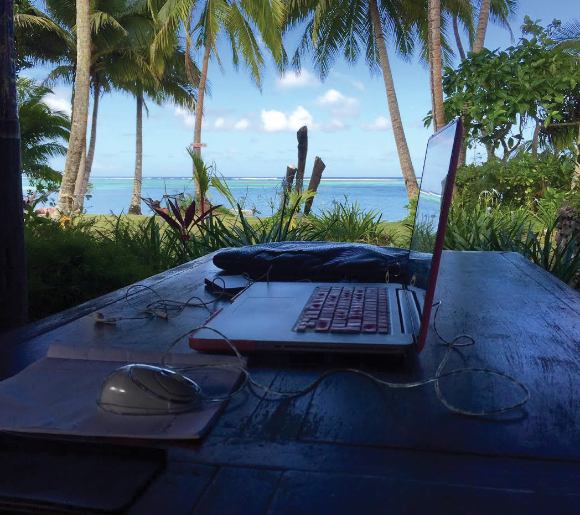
<box><xmin>294</xmin><ymin>286</ymin><xmax>390</xmax><ymax>334</ymax></box>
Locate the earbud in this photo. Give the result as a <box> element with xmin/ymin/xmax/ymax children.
<box><xmin>93</xmin><ymin>312</ymin><xmax>122</xmax><ymax>324</ymax></box>
<box><xmin>92</xmin><ymin>310</ymin><xmax>167</xmax><ymax>323</ymax></box>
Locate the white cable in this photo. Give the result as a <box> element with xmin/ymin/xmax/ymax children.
<box><xmin>99</xmin><ymin>285</ymin><xmax>530</xmax><ymax>416</ymax></box>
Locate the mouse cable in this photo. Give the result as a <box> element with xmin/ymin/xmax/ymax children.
<box><xmin>160</xmin><ymin>302</ymin><xmax>530</xmax><ymax>417</ymax></box>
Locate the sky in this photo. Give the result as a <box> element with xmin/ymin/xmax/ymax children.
<box><xmin>24</xmin><ymin>0</ymin><xmax>577</xmax><ymax>178</ymax></box>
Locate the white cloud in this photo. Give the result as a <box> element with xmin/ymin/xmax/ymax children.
<box><xmin>261</xmin><ymin>109</ymin><xmax>289</xmax><ymax>132</ymax></box>
<box><xmin>209</xmin><ymin>116</ymin><xmax>252</xmax><ymax>131</ymax></box>
<box><xmin>276</xmin><ymin>69</ymin><xmax>319</xmax><ymax>89</ymax></box>
<box><xmin>260</xmin><ymin>106</ymin><xmax>348</xmax><ymax>133</ymax></box>
<box><xmin>330</xmin><ymin>71</ymin><xmax>366</xmax><ymax>92</ymax></box>
<box><xmin>43</xmin><ymin>93</ymin><xmax>71</xmax><ymax>116</ymax></box>
<box><xmin>319</xmin><ymin>120</ymin><xmax>347</xmax><ymax>133</ymax></box>
<box><xmin>360</xmin><ymin>115</ymin><xmax>392</xmax><ymax>131</ymax></box>
<box><xmin>261</xmin><ymin>106</ymin><xmax>314</xmax><ymax>132</ymax></box>
<box><xmin>174</xmin><ymin>106</ymin><xmax>195</xmax><ymax>129</ymax></box>
<box><xmin>315</xmin><ymin>89</ymin><xmax>359</xmax><ymax>118</ymax></box>
<box><xmin>234</xmin><ymin>118</ymin><xmax>250</xmax><ymax>131</ymax></box>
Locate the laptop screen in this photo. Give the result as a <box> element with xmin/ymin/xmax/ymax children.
<box><xmin>405</xmin><ymin>119</ymin><xmax>460</xmax><ymax>291</ymax></box>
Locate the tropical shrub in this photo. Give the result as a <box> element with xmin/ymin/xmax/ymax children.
<box><xmin>445</xmin><ymin>202</ymin><xmax>580</xmax><ymax>286</ymax></box>
<box><xmin>304</xmin><ymin>198</ymin><xmax>398</xmax><ymax>245</ymax></box>
<box><xmin>25</xmin><ymin>218</ymin><xmax>159</xmax><ymax>320</ymax></box>
<box><xmin>454</xmin><ymin>152</ymin><xmax>575</xmax><ymax>208</ymax></box>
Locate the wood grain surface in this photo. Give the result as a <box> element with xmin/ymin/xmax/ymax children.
<box><xmin>3</xmin><ymin>250</ymin><xmax>580</xmax><ymax>514</ymax></box>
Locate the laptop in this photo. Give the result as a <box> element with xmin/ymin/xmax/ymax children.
<box><xmin>190</xmin><ymin>118</ymin><xmax>462</xmax><ymax>355</ymax></box>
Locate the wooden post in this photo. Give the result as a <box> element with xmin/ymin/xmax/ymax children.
<box><xmin>0</xmin><ymin>0</ymin><xmax>28</xmax><ymax>331</ymax></box>
<box><xmin>304</xmin><ymin>157</ymin><xmax>326</xmax><ymax>215</ymax></box>
<box><xmin>295</xmin><ymin>126</ymin><xmax>308</xmax><ymax>194</ymax></box>
<box><xmin>280</xmin><ymin>165</ymin><xmax>296</xmax><ymax>209</ymax></box>
<box><xmin>285</xmin><ymin>165</ymin><xmax>297</xmax><ymax>190</ymax></box>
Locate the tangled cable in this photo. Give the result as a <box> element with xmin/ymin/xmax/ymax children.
<box><xmin>160</xmin><ymin>302</ymin><xmax>529</xmax><ymax>417</ymax></box>
<box><xmin>94</xmin><ymin>282</ymin><xmax>530</xmax><ymax>416</ymax></box>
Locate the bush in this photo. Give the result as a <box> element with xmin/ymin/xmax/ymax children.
<box><xmin>25</xmin><ymin>218</ymin><xmax>162</xmax><ymax>320</ymax></box>
<box><xmin>454</xmin><ymin>152</ymin><xmax>575</xmax><ymax>208</ymax></box>
<box><xmin>445</xmin><ymin>202</ymin><xmax>580</xmax><ymax>285</ymax></box>
<box><xmin>304</xmin><ymin>198</ymin><xmax>400</xmax><ymax>245</ymax></box>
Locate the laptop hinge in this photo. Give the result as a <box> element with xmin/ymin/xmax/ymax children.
<box><xmin>397</xmin><ymin>289</ymin><xmax>422</xmax><ymax>336</ymax></box>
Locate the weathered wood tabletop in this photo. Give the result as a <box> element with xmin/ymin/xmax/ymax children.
<box><xmin>2</xmin><ymin>250</ymin><xmax>580</xmax><ymax>514</ymax></box>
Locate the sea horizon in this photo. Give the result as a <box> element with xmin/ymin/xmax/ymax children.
<box><xmin>23</xmin><ymin>176</ymin><xmax>413</xmax><ymax>220</ymax></box>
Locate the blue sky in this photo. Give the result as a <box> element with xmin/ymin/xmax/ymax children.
<box><xmin>26</xmin><ymin>0</ymin><xmax>575</xmax><ymax>178</ymax></box>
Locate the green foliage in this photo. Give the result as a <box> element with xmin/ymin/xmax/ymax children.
<box><xmin>95</xmin><ymin>215</ymin><xmax>184</xmax><ymax>271</ymax></box>
<box><xmin>454</xmin><ymin>152</ymin><xmax>576</xmax><ymax>208</ymax></box>
<box><xmin>199</xmin><ymin>197</ymin><xmax>323</xmax><ymax>250</ymax></box>
<box><xmin>442</xmin><ymin>17</ymin><xmax>580</xmax><ymax>158</ymax></box>
<box><xmin>152</xmin><ymin>0</ymin><xmax>285</xmax><ymax>88</ymax></box>
<box><xmin>304</xmin><ymin>198</ymin><xmax>396</xmax><ymax>245</ymax></box>
<box><xmin>17</xmin><ymin>77</ymin><xmax>70</xmax><ymax>189</ymax></box>
<box><xmin>445</xmin><ymin>202</ymin><xmax>580</xmax><ymax>285</ymax></box>
<box><xmin>25</xmin><ymin>217</ymin><xmax>160</xmax><ymax>321</ymax></box>
<box><xmin>445</xmin><ymin>203</ymin><xmax>531</xmax><ymax>251</ymax></box>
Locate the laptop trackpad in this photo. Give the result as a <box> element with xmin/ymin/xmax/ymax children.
<box><xmin>233</xmin><ymin>297</ymin><xmax>297</xmax><ymax>315</ymax></box>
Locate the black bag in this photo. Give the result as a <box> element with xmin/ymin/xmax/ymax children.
<box><xmin>212</xmin><ymin>242</ymin><xmax>409</xmax><ymax>282</ymax></box>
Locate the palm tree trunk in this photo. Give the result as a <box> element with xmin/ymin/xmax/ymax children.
<box><xmin>57</xmin><ymin>0</ymin><xmax>91</xmax><ymax>216</ymax></box>
<box><xmin>472</xmin><ymin>0</ymin><xmax>492</xmax><ymax>53</ymax></box>
<box><xmin>452</xmin><ymin>15</ymin><xmax>466</xmax><ymax>61</ymax></box>
<box><xmin>531</xmin><ymin>118</ymin><xmax>541</xmax><ymax>159</ymax></box>
<box><xmin>74</xmin><ymin>79</ymin><xmax>100</xmax><ymax>213</ymax></box>
<box><xmin>428</xmin><ymin>0</ymin><xmax>445</xmax><ymax>132</ymax></box>
<box><xmin>192</xmin><ymin>38</ymin><xmax>211</xmax><ymax>200</ymax></box>
<box><xmin>73</xmin><ymin>140</ymin><xmax>86</xmax><ymax>212</ymax></box>
<box><xmin>0</xmin><ymin>0</ymin><xmax>28</xmax><ymax>330</ymax></box>
<box><xmin>129</xmin><ymin>91</ymin><xmax>143</xmax><ymax>215</ymax></box>
<box><xmin>368</xmin><ymin>0</ymin><xmax>418</xmax><ymax>200</ymax></box>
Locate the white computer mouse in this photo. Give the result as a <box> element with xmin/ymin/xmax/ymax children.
<box><xmin>99</xmin><ymin>364</ymin><xmax>202</xmax><ymax>415</ymax></box>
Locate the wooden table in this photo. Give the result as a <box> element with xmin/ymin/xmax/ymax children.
<box><xmin>2</xmin><ymin>251</ymin><xmax>580</xmax><ymax>514</ymax></box>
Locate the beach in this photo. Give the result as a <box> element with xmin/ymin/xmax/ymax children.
<box><xmin>23</xmin><ymin>177</ymin><xmax>412</xmax><ymax>221</ymax></box>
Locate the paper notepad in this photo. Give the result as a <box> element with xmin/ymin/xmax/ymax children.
<box><xmin>0</xmin><ymin>343</ymin><xmax>244</xmax><ymax>440</ymax></box>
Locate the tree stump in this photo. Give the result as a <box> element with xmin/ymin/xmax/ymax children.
<box><xmin>280</xmin><ymin>165</ymin><xmax>296</xmax><ymax>208</ymax></box>
<box><xmin>295</xmin><ymin>126</ymin><xmax>308</xmax><ymax>194</ymax></box>
<box><xmin>304</xmin><ymin>157</ymin><xmax>326</xmax><ymax>215</ymax></box>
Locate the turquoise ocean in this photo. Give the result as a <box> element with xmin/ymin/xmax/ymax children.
<box><xmin>23</xmin><ymin>176</ymin><xmax>411</xmax><ymax>221</ymax></box>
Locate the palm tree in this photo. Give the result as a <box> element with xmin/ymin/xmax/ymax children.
<box><xmin>57</xmin><ymin>0</ymin><xmax>91</xmax><ymax>216</ymax></box>
<box><xmin>124</xmin><ymin>48</ymin><xmax>197</xmax><ymax>214</ymax></box>
<box><xmin>151</xmin><ymin>0</ymin><xmax>286</xmax><ymax>195</ymax></box>
<box><xmin>287</xmin><ymin>0</ymin><xmax>429</xmax><ymax>200</ymax></box>
<box><xmin>17</xmin><ymin>77</ymin><xmax>70</xmax><ymax>187</ymax></box>
<box><xmin>428</xmin><ymin>0</ymin><xmax>445</xmax><ymax>131</ymax></box>
<box><xmin>38</xmin><ymin>0</ymin><xmax>165</xmax><ymax>212</ymax></box>
<box><xmin>13</xmin><ymin>0</ymin><xmax>71</xmax><ymax>71</ymax></box>
<box><xmin>553</xmin><ymin>19</ymin><xmax>580</xmax><ymax>187</ymax></box>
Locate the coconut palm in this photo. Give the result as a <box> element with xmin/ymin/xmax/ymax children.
<box><xmin>553</xmin><ymin>19</ymin><xmax>580</xmax><ymax>55</ymax></box>
<box><xmin>17</xmin><ymin>77</ymin><xmax>70</xmax><ymax>187</ymax></box>
<box><xmin>151</xmin><ymin>0</ymin><xmax>286</xmax><ymax>195</ymax></box>
<box><xmin>13</xmin><ymin>0</ymin><xmax>71</xmax><ymax>71</ymax></box>
<box><xmin>38</xmin><ymin>0</ymin><xmax>167</xmax><ymax>212</ymax></box>
<box><xmin>57</xmin><ymin>0</ymin><xmax>90</xmax><ymax>216</ymax></box>
<box><xmin>286</xmin><ymin>0</ymin><xmax>432</xmax><ymax>200</ymax></box>
<box><xmin>123</xmin><ymin>48</ymin><xmax>198</xmax><ymax>215</ymax></box>
<box><xmin>552</xmin><ymin>20</ymin><xmax>580</xmax><ymax>186</ymax></box>
<box><xmin>428</xmin><ymin>0</ymin><xmax>445</xmax><ymax>131</ymax></box>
